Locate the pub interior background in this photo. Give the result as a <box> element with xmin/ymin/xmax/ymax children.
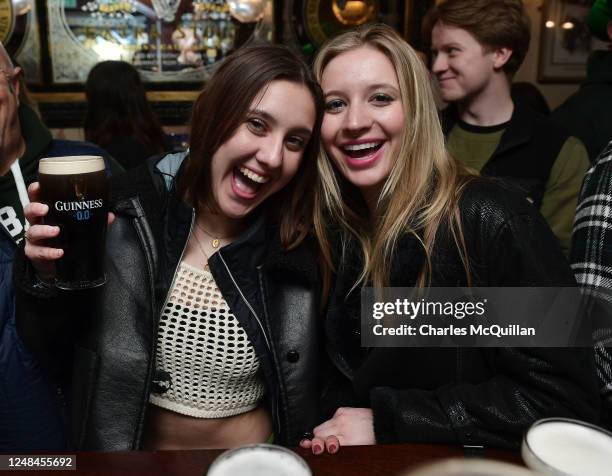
<box><xmin>2</xmin><ymin>0</ymin><xmax>605</xmax><ymax>142</ymax></box>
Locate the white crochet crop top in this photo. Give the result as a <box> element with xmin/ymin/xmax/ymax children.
<box><xmin>149</xmin><ymin>262</ymin><xmax>265</xmax><ymax>418</ymax></box>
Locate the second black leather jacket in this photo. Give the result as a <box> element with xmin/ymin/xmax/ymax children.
<box><xmin>15</xmin><ymin>151</ymin><xmax>321</xmax><ymax>450</ymax></box>
<box><xmin>322</xmin><ymin>179</ymin><xmax>600</xmax><ymax>449</ymax></box>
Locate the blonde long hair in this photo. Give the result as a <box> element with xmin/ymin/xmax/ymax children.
<box><xmin>313</xmin><ymin>24</ymin><xmax>475</xmax><ymax>292</ymax></box>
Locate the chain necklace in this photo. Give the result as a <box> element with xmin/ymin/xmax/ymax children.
<box><xmin>192</xmin><ymin>230</ymin><xmax>211</xmax><ymax>272</ymax></box>
<box><xmin>196</xmin><ymin>221</ymin><xmax>236</xmax><ymax>249</ymax></box>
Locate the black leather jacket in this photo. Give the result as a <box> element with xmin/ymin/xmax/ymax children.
<box><xmin>323</xmin><ymin>179</ymin><xmax>600</xmax><ymax>448</ymax></box>
<box><xmin>15</xmin><ymin>152</ymin><xmax>321</xmax><ymax>450</ymax></box>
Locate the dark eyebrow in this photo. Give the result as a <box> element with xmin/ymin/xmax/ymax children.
<box><xmin>248</xmin><ymin>108</ymin><xmax>313</xmax><ymax>137</ymax></box>
<box><xmin>249</xmin><ymin>108</ymin><xmax>276</xmax><ymax>124</ymax></box>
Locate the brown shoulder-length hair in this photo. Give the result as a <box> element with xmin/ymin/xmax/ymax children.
<box><xmin>179</xmin><ymin>43</ymin><xmax>324</xmax><ymax>250</ymax></box>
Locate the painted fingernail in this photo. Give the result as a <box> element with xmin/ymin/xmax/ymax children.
<box><xmin>329</xmin><ymin>444</ymin><xmax>337</xmax><ymax>453</ymax></box>
<box><xmin>313</xmin><ymin>444</ymin><xmax>322</xmax><ymax>454</ymax></box>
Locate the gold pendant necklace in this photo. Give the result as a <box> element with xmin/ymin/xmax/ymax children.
<box><xmin>197</xmin><ymin>222</ymin><xmax>234</xmax><ymax>249</ymax></box>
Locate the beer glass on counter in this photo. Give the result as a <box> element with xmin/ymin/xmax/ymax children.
<box><xmin>522</xmin><ymin>418</ymin><xmax>612</xmax><ymax>476</ymax></box>
<box><xmin>38</xmin><ymin>156</ymin><xmax>108</xmax><ymax>290</ymax></box>
<box><xmin>207</xmin><ymin>444</ymin><xmax>311</xmax><ymax>476</ymax></box>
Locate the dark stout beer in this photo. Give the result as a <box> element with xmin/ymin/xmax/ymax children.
<box><xmin>38</xmin><ymin>156</ymin><xmax>108</xmax><ymax>290</ymax></box>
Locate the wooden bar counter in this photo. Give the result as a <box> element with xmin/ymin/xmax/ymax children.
<box><xmin>7</xmin><ymin>444</ymin><xmax>523</xmax><ymax>475</ymax></box>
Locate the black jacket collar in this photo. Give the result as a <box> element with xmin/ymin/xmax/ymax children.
<box><xmin>111</xmin><ymin>152</ymin><xmax>319</xmax><ymax>290</ymax></box>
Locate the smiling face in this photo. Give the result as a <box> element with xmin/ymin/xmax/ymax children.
<box><xmin>430</xmin><ymin>22</ymin><xmax>499</xmax><ymax>103</ymax></box>
<box><xmin>320</xmin><ymin>46</ymin><xmax>405</xmax><ymax>201</ymax></box>
<box><xmin>208</xmin><ymin>79</ymin><xmax>316</xmax><ymax>221</ymax></box>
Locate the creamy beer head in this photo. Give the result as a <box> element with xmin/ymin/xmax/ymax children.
<box><xmin>38</xmin><ymin>155</ymin><xmax>106</xmax><ymax>175</ymax></box>
<box><xmin>522</xmin><ymin>418</ymin><xmax>612</xmax><ymax>476</ymax></box>
<box><xmin>207</xmin><ymin>444</ymin><xmax>311</xmax><ymax>476</ymax></box>
<box><xmin>38</xmin><ymin>155</ymin><xmax>108</xmax><ymax>290</ymax></box>
<box><xmin>403</xmin><ymin>458</ymin><xmax>536</xmax><ymax>476</ymax></box>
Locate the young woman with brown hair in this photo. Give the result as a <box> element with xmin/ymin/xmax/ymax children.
<box><xmin>18</xmin><ymin>44</ymin><xmax>324</xmax><ymax>450</ymax></box>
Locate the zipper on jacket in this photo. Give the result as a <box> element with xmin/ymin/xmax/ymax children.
<box><xmin>158</xmin><ymin>210</ymin><xmax>196</xmax><ymax>314</ymax></box>
<box><xmin>256</xmin><ymin>265</ymin><xmax>283</xmax><ymax>437</ymax></box>
<box><xmin>218</xmin><ymin>255</ymin><xmax>281</xmax><ymax>436</ymax></box>
<box><xmin>138</xmin><ymin>208</ymin><xmax>195</xmax><ymax>448</ymax></box>
<box><xmin>217</xmin><ymin>252</ymin><xmax>272</xmax><ymax>353</ymax></box>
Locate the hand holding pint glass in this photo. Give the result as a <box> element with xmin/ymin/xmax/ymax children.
<box><xmin>25</xmin><ymin>156</ymin><xmax>110</xmax><ymax>290</ymax></box>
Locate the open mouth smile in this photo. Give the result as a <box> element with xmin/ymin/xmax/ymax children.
<box><xmin>338</xmin><ymin>140</ymin><xmax>386</xmax><ymax>170</ymax></box>
<box><xmin>231</xmin><ymin>166</ymin><xmax>270</xmax><ymax>199</ymax></box>
<box><xmin>342</xmin><ymin>141</ymin><xmax>384</xmax><ymax>159</ymax></box>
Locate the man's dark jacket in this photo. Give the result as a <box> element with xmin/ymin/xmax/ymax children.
<box><xmin>15</xmin><ymin>151</ymin><xmax>321</xmax><ymax>449</ymax></box>
<box><xmin>0</xmin><ymin>225</ymin><xmax>68</xmax><ymax>450</ymax></box>
<box><xmin>553</xmin><ymin>51</ymin><xmax>612</xmax><ymax>163</ymax></box>
<box><xmin>323</xmin><ymin>179</ymin><xmax>600</xmax><ymax>449</ymax></box>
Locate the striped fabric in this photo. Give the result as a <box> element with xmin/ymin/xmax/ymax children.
<box><xmin>571</xmin><ymin>141</ymin><xmax>612</xmax><ymax>406</ymax></box>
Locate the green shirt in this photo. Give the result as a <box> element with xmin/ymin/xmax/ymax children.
<box><xmin>448</xmin><ymin>124</ymin><xmax>590</xmax><ymax>255</ymax></box>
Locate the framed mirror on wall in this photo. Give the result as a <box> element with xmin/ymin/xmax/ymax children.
<box><xmin>45</xmin><ymin>0</ymin><xmax>273</xmax><ymax>84</ymax></box>
<box><xmin>2</xmin><ymin>0</ymin><xmax>274</xmax><ymax>127</ymax></box>
<box><xmin>539</xmin><ymin>0</ymin><xmax>608</xmax><ymax>82</ymax></box>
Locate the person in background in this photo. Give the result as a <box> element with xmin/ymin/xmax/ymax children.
<box><xmin>84</xmin><ymin>61</ymin><xmax>167</xmax><ymax>170</ymax></box>
<box><xmin>300</xmin><ymin>23</ymin><xmax>598</xmax><ymax>453</ymax></box>
<box><xmin>0</xmin><ymin>45</ymin><xmax>67</xmax><ymax>450</ymax></box>
<box><xmin>571</xmin><ymin>140</ymin><xmax>612</xmax><ymax>429</ymax></box>
<box><xmin>552</xmin><ymin>0</ymin><xmax>612</xmax><ymax>163</ymax></box>
<box><xmin>16</xmin><ymin>44</ymin><xmax>323</xmax><ymax>450</ymax></box>
<box><xmin>423</xmin><ymin>0</ymin><xmax>590</xmax><ymax>255</ymax></box>
<box><xmin>0</xmin><ymin>41</ymin><xmax>117</xmax><ymax>450</ymax></box>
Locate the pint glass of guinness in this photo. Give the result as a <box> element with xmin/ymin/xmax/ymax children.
<box><xmin>38</xmin><ymin>156</ymin><xmax>108</xmax><ymax>290</ymax></box>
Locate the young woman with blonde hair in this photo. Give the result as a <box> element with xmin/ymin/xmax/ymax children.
<box><xmin>301</xmin><ymin>24</ymin><xmax>599</xmax><ymax>453</ymax></box>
